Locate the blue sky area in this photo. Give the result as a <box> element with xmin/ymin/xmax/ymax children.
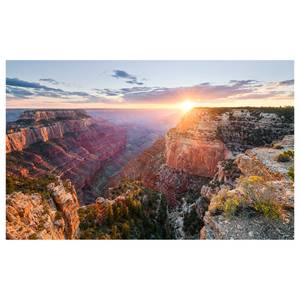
<box><xmin>6</xmin><ymin>60</ymin><xmax>294</xmax><ymax>108</ymax></box>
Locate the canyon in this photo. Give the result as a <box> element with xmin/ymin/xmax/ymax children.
<box><xmin>6</xmin><ymin>107</ymin><xmax>294</xmax><ymax>239</ymax></box>
<box><xmin>113</xmin><ymin>107</ymin><xmax>294</xmax><ymax>239</ymax></box>
<box><xmin>6</xmin><ymin>109</ymin><xmax>168</xmax><ymax>203</ymax></box>
<box><xmin>114</xmin><ymin>107</ymin><xmax>293</xmax><ymax>202</ymax></box>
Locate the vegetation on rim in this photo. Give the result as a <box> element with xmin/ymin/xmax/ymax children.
<box><xmin>78</xmin><ymin>181</ymin><xmax>174</xmax><ymax>239</ymax></box>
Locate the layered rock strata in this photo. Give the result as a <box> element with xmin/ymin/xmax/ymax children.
<box><xmin>6</xmin><ymin>110</ymin><xmax>126</xmax><ymax>202</ymax></box>
<box><xmin>115</xmin><ymin>108</ymin><xmax>293</xmax><ymax>206</ymax></box>
<box><xmin>6</xmin><ymin>110</ymin><xmax>92</xmax><ymax>153</ymax></box>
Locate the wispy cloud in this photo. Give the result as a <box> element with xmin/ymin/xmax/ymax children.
<box><xmin>111</xmin><ymin>70</ymin><xmax>145</xmax><ymax>85</ymax></box>
<box><xmin>278</xmin><ymin>79</ymin><xmax>294</xmax><ymax>86</ymax></box>
<box><xmin>6</xmin><ymin>77</ymin><xmax>91</xmax><ymax>100</ymax></box>
<box><xmin>39</xmin><ymin>78</ymin><xmax>60</xmax><ymax>85</ymax></box>
<box><xmin>6</xmin><ymin>77</ymin><xmax>294</xmax><ymax>107</ymax></box>
<box><xmin>96</xmin><ymin>79</ymin><xmax>293</xmax><ymax>104</ymax></box>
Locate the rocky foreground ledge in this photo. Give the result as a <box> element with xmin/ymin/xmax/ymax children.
<box><xmin>200</xmin><ymin>135</ymin><xmax>294</xmax><ymax>239</ymax></box>
<box><xmin>6</xmin><ymin>177</ymin><xmax>80</xmax><ymax>240</ymax></box>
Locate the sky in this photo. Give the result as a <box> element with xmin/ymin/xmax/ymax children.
<box><xmin>6</xmin><ymin>60</ymin><xmax>294</xmax><ymax>109</ymax></box>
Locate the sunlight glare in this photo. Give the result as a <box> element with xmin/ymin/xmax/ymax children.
<box><xmin>181</xmin><ymin>100</ymin><xmax>194</xmax><ymax>113</ymax></box>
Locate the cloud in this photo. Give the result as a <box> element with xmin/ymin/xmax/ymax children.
<box><xmin>93</xmin><ymin>79</ymin><xmax>293</xmax><ymax>105</ymax></box>
<box><xmin>118</xmin><ymin>81</ymin><xmax>256</xmax><ymax>103</ymax></box>
<box><xmin>94</xmin><ymin>88</ymin><xmax>121</xmax><ymax>96</ymax></box>
<box><xmin>278</xmin><ymin>79</ymin><xmax>294</xmax><ymax>86</ymax></box>
<box><xmin>7</xmin><ymin>77</ymin><xmax>66</xmax><ymax>93</ymax></box>
<box><xmin>39</xmin><ymin>78</ymin><xmax>60</xmax><ymax>85</ymax></box>
<box><xmin>6</xmin><ymin>77</ymin><xmax>294</xmax><ymax>106</ymax></box>
<box><xmin>7</xmin><ymin>78</ymin><xmax>47</xmax><ymax>89</ymax></box>
<box><xmin>6</xmin><ymin>86</ymin><xmax>35</xmax><ymax>98</ymax></box>
<box><xmin>6</xmin><ymin>77</ymin><xmax>92</xmax><ymax>101</ymax></box>
<box><xmin>111</xmin><ymin>69</ymin><xmax>144</xmax><ymax>85</ymax></box>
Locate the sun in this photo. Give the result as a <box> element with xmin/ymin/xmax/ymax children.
<box><xmin>180</xmin><ymin>100</ymin><xmax>194</xmax><ymax>113</ymax></box>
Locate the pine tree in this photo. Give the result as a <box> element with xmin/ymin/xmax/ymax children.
<box><xmin>106</xmin><ymin>204</ymin><xmax>114</xmax><ymax>225</ymax></box>
<box><xmin>111</xmin><ymin>225</ymin><xmax>119</xmax><ymax>239</ymax></box>
<box><xmin>121</xmin><ymin>222</ymin><xmax>130</xmax><ymax>239</ymax></box>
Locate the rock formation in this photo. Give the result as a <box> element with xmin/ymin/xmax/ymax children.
<box><xmin>200</xmin><ymin>135</ymin><xmax>294</xmax><ymax>239</ymax></box>
<box><xmin>6</xmin><ymin>178</ymin><xmax>80</xmax><ymax>240</ymax></box>
<box><xmin>6</xmin><ymin>110</ymin><xmax>127</xmax><ymax>203</ymax></box>
<box><xmin>115</xmin><ymin>107</ymin><xmax>293</xmax><ymax>206</ymax></box>
<box><xmin>47</xmin><ymin>178</ymin><xmax>80</xmax><ymax>239</ymax></box>
<box><xmin>6</xmin><ymin>107</ymin><xmax>294</xmax><ymax>240</ymax></box>
<box><xmin>6</xmin><ymin>110</ymin><xmax>92</xmax><ymax>153</ymax></box>
<box><xmin>165</xmin><ymin>108</ymin><xmax>293</xmax><ymax>175</ymax></box>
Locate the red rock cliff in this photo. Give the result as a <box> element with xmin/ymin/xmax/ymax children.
<box><xmin>6</xmin><ymin>110</ymin><xmax>94</xmax><ymax>153</ymax></box>
<box><xmin>115</xmin><ymin>108</ymin><xmax>293</xmax><ymax>205</ymax></box>
<box><xmin>6</xmin><ymin>110</ymin><xmax>127</xmax><ymax>203</ymax></box>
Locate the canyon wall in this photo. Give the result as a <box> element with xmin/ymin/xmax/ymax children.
<box><xmin>6</xmin><ymin>110</ymin><xmax>127</xmax><ymax>203</ymax></box>
<box><xmin>6</xmin><ymin>118</ymin><xmax>95</xmax><ymax>153</ymax></box>
<box><xmin>6</xmin><ymin>110</ymin><xmax>93</xmax><ymax>153</ymax></box>
<box><xmin>165</xmin><ymin>108</ymin><xmax>293</xmax><ymax>176</ymax></box>
<box><xmin>115</xmin><ymin>107</ymin><xmax>294</xmax><ymax>207</ymax></box>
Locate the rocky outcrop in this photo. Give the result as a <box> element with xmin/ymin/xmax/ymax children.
<box><xmin>200</xmin><ymin>211</ymin><xmax>294</xmax><ymax>240</ymax></box>
<box><xmin>6</xmin><ymin>178</ymin><xmax>80</xmax><ymax>239</ymax></box>
<box><xmin>47</xmin><ymin>178</ymin><xmax>80</xmax><ymax>239</ymax></box>
<box><xmin>235</xmin><ymin>136</ymin><xmax>294</xmax><ymax>181</ymax></box>
<box><xmin>6</xmin><ymin>192</ymin><xmax>65</xmax><ymax>240</ymax></box>
<box><xmin>165</xmin><ymin>108</ymin><xmax>293</xmax><ymax>177</ymax></box>
<box><xmin>6</xmin><ymin>110</ymin><xmax>92</xmax><ymax>153</ymax></box>
<box><xmin>200</xmin><ymin>135</ymin><xmax>294</xmax><ymax>240</ymax></box>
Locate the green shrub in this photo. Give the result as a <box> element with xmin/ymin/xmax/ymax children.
<box><xmin>277</xmin><ymin>153</ymin><xmax>291</xmax><ymax>162</ymax></box>
<box><xmin>209</xmin><ymin>188</ymin><xmax>229</xmax><ymax>213</ymax></box>
<box><xmin>209</xmin><ymin>189</ymin><xmax>244</xmax><ymax>217</ymax></box>
<box><xmin>253</xmin><ymin>200</ymin><xmax>282</xmax><ymax>219</ymax></box>
<box><xmin>238</xmin><ymin>176</ymin><xmax>285</xmax><ymax>220</ymax></box>
<box><xmin>277</xmin><ymin>150</ymin><xmax>294</xmax><ymax>162</ymax></box>
<box><xmin>120</xmin><ymin>222</ymin><xmax>130</xmax><ymax>239</ymax></box>
<box><xmin>6</xmin><ymin>177</ymin><xmax>15</xmax><ymax>194</ymax></box>
<box><xmin>288</xmin><ymin>166</ymin><xmax>294</xmax><ymax>182</ymax></box>
<box><xmin>6</xmin><ymin>175</ymin><xmax>55</xmax><ymax>199</ymax></box>
<box><xmin>223</xmin><ymin>195</ymin><xmax>242</xmax><ymax>217</ymax></box>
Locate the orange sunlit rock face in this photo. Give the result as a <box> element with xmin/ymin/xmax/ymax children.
<box><xmin>166</xmin><ymin>136</ymin><xmax>230</xmax><ymax>177</ymax></box>
<box><xmin>165</xmin><ymin>108</ymin><xmax>231</xmax><ymax>177</ymax></box>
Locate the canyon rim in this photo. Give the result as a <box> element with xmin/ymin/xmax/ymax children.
<box><xmin>5</xmin><ymin>60</ymin><xmax>294</xmax><ymax>240</ymax></box>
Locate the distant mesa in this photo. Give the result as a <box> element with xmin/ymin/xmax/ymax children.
<box><xmin>18</xmin><ymin>109</ymin><xmax>89</xmax><ymax>123</ymax></box>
